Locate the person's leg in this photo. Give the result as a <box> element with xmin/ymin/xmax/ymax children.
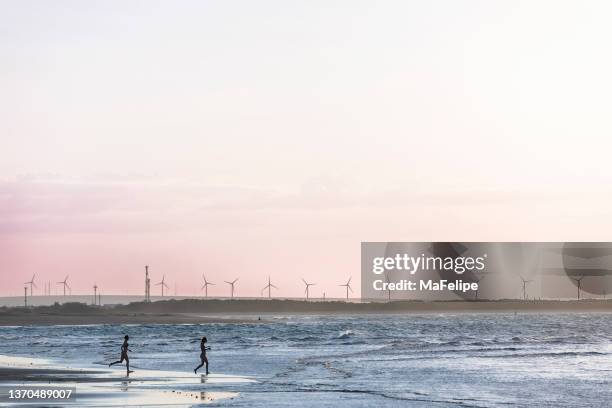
<box><xmin>204</xmin><ymin>356</ymin><xmax>209</xmax><ymax>375</ymax></box>
<box><xmin>194</xmin><ymin>359</ymin><xmax>204</xmax><ymax>374</ymax></box>
<box><xmin>126</xmin><ymin>356</ymin><xmax>130</xmax><ymax>373</ymax></box>
<box><xmin>109</xmin><ymin>356</ymin><xmax>123</xmax><ymax>367</ymax></box>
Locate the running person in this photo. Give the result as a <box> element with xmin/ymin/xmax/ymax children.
<box><xmin>109</xmin><ymin>335</ymin><xmax>132</xmax><ymax>376</ymax></box>
<box><xmin>194</xmin><ymin>336</ymin><xmax>210</xmax><ymax>375</ymax></box>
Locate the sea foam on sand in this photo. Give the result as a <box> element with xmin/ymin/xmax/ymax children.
<box><xmin>0</xmin><ymin>354</ymin><xmax>250</xmax><ymax>406</ymax></box>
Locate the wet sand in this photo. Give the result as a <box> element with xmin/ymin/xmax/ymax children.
<box><xmin>0</xmin><ymin>355</ymin><xmax>247</xmax><ymax>406</ymax></box>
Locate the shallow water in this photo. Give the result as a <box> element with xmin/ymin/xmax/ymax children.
<box><xmin>1</xmin><ymin>313</ymin><xmax>611</xmax><ymax>407</ymax></box>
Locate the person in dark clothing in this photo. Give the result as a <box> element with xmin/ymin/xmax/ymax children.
<box><xmin>109</xmin><ymin>335</ymin><xmax>133</xmax><ymax>376</ymax></box>
<box><xmin>194</xmin><ymin>336</ymin><xmax>210</xmax><ymax>375</ymax></box>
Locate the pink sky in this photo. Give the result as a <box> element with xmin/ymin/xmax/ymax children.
<box><xmin>2</xmin><ymin>1</ymin><xmax>612</xmax><ymax>296</ymax></box>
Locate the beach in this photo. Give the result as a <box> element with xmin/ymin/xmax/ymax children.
<box><xmin>0</xmin><ymin>313</ymin><xmax>610</xmax><ymax>407</ymax></box>
<box><xmin>0</xmin><ymin>355</ymin><xmax>243</xmax><ymax>406</ymax></box>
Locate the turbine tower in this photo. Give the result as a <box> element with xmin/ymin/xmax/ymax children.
<box><xmin>224</xmin><ymin>278</ymin><xmax>238</xmax><ymax>298</ymax></box>
<box><xmin>520</xmin><ymin>276</ymin><xmax>532</xmax><ymax>300</ymax></box>
<box><xmin>571</xmin><ymin>275</ymin><xmax>586</xmax><ymax>300</ymax></box>
<box><xmin>261</xmin><ymin>276</ymin><xmax>278</xmax><ymax>298</ymax></box>
<box><xmin>302</xmin><ymin>278</ymin><xmax>315</xmax><ymax>299</ymax></box>
<box><xmin>24</xmin><ymin>287</ymin><xmax>28</xmax><ymax>307</ymax></box>
<box><xmin>156</xmin><ymin>275</ymin><xmax>169</xmax><ymax>296</ymax></box>
<box><xmin>93</xmin><ymin>283</ymin><xmax>98</xmax><ymax>305</ymax></box>
<box><xmin>145</xmin><ymin>265</ymin><xmax>151</xmax><ymax>302</ymax></box>
<box><xmin>201</xmin><ymin>275</ymin><xmax>215</xmax><ymax>297</ymax></box>
<box><xmin>57</xmin><ymin>275</ymin><xmax>71</xmax><ymax>296</ymax></box>
<box><xmin>24</xmin><ymin>274</ymin><xmax>37</xmax><ymax>297</ymax></box>
<box><xmin>384</xmin><ymin>273</ymin><xmax>392</xmax><ymax>301</ymax></box>
<box><xmin>474</xmin><ymin>274</ymin><xmax>485</xmax><ymax>300</ymax></box>
<box><xmin>339</xmin><ymin>277</ymin><xmax>353</xmax><ymax>300</ymax></box>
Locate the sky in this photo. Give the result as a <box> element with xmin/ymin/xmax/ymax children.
<box><xmin>2</xmin><ymin>1</ymin><xmax>612</xmax><ymax>297</ymax></box>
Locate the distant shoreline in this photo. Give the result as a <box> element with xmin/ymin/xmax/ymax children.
<box><xmin>0</xmin><ymin>299</ymin><xmax>611</xmax><ymax>326</ymax></box>
<box><xmin>0</xmin><ymin>313</ymin><xmax>252</xmax><ymax>326</ymax></box>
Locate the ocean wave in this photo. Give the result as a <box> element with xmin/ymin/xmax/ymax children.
<box><xmin>337</xmin><ymin>330</ymin><xmax>354</xmax><ymax>339</ymax></box>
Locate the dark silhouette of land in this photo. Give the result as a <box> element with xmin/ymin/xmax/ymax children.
<box><xmin>0</xmin><ymin>299</ymin><xmax>610</xmax><ymax>326</ymax></box>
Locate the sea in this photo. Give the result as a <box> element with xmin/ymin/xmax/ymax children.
<box><xmin>0</xmin><ymin>313</ymin><xmax>611</xmax><ymax>407</ymax></box>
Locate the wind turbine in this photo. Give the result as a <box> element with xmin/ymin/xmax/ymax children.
<box><xmin>156</xmin><ymin>275</ymin><xmax>169</xmax><ymax>296</ymax></box>
<box><xmin>384</xmin><ymin>273</ymin><xmax>392</xmax><ymax>301</ymax></box>
<box><xmin>57</xmin><ymin>275</ymin><xmax>71</xmax><ymax>296</ymax></box>
<box><xmin>520</xmin><ymin>276</ymin><xmax>532</xmax><ymax>300</ymax></box>
<box><xmin>474</xmin><ymin>274</ymin><xmax>485</xmax><ymax>300</ymax></box>
<box><xmin>93</xmin><ymin>283</ymin><xmax>98</xmax><ymax>305</ymax></box>
<box><xmin>339</xmin><ymin>277</ymin><xmax>353</xmax><ymax>300</ymax></box>
<box><xmin>201</xmin><ymin>275</ymin><xmax>215</xmax><ymax>297</ymax></box>
<box><xmin>261</xmin><ymin>276</ymin><xmax>278</xmax><ymax>298</ymax></box>
<box><xmin>302</xmin><ymin>278</ymin><xmax>315</xmax><ymax>299</ymax></box>
<box><xmin>571</xmin><ymin>275</ymin><xmax>585</xmax><ymax>300</ymax></box>
<box><xmin>24</xmin><ymin>274</ymin><xmax>37</xmax><ymax>297</ymax></box>
<box><xmin>224</xmin><ymin>278</ymin><xmax>238</xmax><ymax>298</ymax></box>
